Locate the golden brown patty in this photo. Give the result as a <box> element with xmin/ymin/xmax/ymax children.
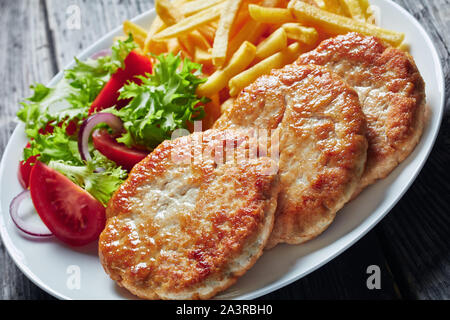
<box><xmin>296</xmin><ymin>32</ymin><xmax>426</xmax><ymax>196</ymax></box>
<box><xmin>214</xmin><ymin>64</ymin><xmax>367</xmax><ymax>247</ymax></box>
<box><xmin>99</xmin><ymin>129</ymin><xmax>279</xmax><ymax>300</ymax></box>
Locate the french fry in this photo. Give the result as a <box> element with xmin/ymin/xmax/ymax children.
<box><xmin>302</xmin><ymin>0</ymin><xmax>319</xmax><ymax>5</ymax></box>
<box><xmin>194</xmin><ymin>47</ymin><xmax>213</xmax><ymax>66</ymax></box>
<box><xmin>224</xmin><ymin>42</ymin><xmax>257</xmax><ymax>76</ymax></box>
<box><xmin>225</xmin><ymin>0</ymin><xmax>282</xmax><ymax>61</ymax></box>
<box><xmin>123</xmin><ymin>20</ymin><xmax>148</xmax><ymax>48</ymax></box>
<box><xmin>358</xmin><ymin>0</ymin><xmax>371</xmax><ymax>19</ymax></box>
<box><xmin>209</xmin><ymin>20</ymin><xmax>219</xmax><ymax>30</ymax></box>
<box><xmin>261</xmin><ymin>0</ymin><xmax>284</xmax><ymax>6</ymax></box>
<box><xmin>166</xmin><ymin>38</ymin><xmax>183</xmax><ymax>55</ymax></box>
<box><xmin>155</xmin><ymin>0</ymin><xmax>210</xmax><ymax>57</ymax></box>
<box><xmin>198</xmin><ymin>24</ymin><xmax>217</xmax><ymax>45</ymax></box>
<box><xmin>155</xmin><ymin>0</ymin><xmax>190</xmax><ymax>54</ymax></box>
<box><xmin>143</xmin><ymin>0</ymin><xmax>192</xmax><ymax>53</ymax></box>
<box><xmin>282</xmin><ymin>23</ymin><xmax>318</xmax><ymax>44</ymax></box>
<box><xmin>398</xmin><ymin>41</ymin><xmax>410</xmax><ymax>53</ymax></box>
<box><xmin>179</xmin><ymin>39</ymin><xmax>196</xmax><ymax>57</ymax></box>
<box><xmin>143</xmin><ymin>17</ymin><xmax>166</xmax><ymax>54</ymax></box>
<box><xmin>153</xmin><ymin>2</ymin><xmax>226</xmax><ymax>40</ymax></box>
<box><xmin>229</xmin><ymin>2</ymin><xmax>252</xmax><ymax>40</ymax></box>
<box><xmin>339</xmin><ymin>0</ymin><xmax>366</xmax><ymax>22</ymax></box>
<box><xmin>182</xmin><ymin>0</ymin><xmax>227</xmax><ymax>16</ymax></box>
<box><xmin>227</xmin><ymin>20</ymin><xmax>267</xmax><ymax>57</ymax></box>
<box><xmin>212</xmin><ymin>0</ymin><xmax>244</xmax><ymax>67</ymax></box>
<box><xmin>255</xmin><ymin>28</ymin><xmax>288</xmax><ymax>61</ymax></box>
<box><xmin>248</xmin><ymin>4</ymin><xmax>295</xmax><ymax>24</ymax></box>
<box><xmin>312</xmin><ymin>0</ymin><xmax>347</xmax><ymax>20</ymax></box>
<box><xmin>144</xmin><ymin>39</ymin><xmax>168</xmax><ymax>55</ymax></box>
<box><xmin>308</xmin><ymin>0</ymin><xmax>348</xmax><ymax>16</ymax></box>
<box><xmin>153</xmin><ymin>0</ymin><xmax>216</xmax><ymax>56</ymax></box>
<box><xmin>188</xmin><ymin>32</ymin><xmax>212</xmax><ymax>50</ymax></box>
<box><xmin>155</xmin><ymin>0</ymin><xmax>184</xmax><ymax>26</ymax></box>
<box><xmin>148</xmin><ymin>17</ymin><xmax>166</xmax><ymax>36</ymax></box>
<box><xmin>228</xmin><ymin>42</ymin><xmax>301</xmax><ymax>96</ymax></box>
<box><xmin>197</xmin><ymin>41</ymin><xmax>256</xmax><ymax>97</ymax></box>
<box><xmin>288</xmin><ymin>1</ymin><xmax>405</xmax><ymax>47</ymax></box>
<box><xmin>360</xmin><ymin>0</ymin><xmax>376</xmax><ymax>24</ymax></box>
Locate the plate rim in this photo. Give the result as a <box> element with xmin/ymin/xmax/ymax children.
<box><xmin>0</xmin><ymin>0</ymin><xmax>445</xmax><ymax>300</ymax></box>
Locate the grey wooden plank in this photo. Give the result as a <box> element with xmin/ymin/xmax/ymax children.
<box><xmin>45</xmin><ymin>0</ymin><xmax>155</xmax><ymax>69</ymax></box>
<box><xmin>394</xmin><ymin>0</ymin><xmax>450</xmax><ymax>82</ymax></box>
<box><xmin>0</xmin><ymin>0</ymin><xmax>57</xmax><ymax>300</ymax></box>
<box><xmin>0</xmin><ymin>0</ymin><xmax>57</xmax><ymax>159</ymax></box>
<box><xmin>374</xmin><ymin>0</ymin><xmax>450</xmax><ymax>300</ymax></box>
<box><xmin>260</xmin><ymin>230</ymin><xmax>401</xmax><ymax>300</ymax></box>
<box><xmin>375</xmin><ymin>120</ymin><xmax>450</xmax><ymax>299</ymax></box>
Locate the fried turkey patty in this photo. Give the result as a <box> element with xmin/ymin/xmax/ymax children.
<box><xmin>99</xmin><ymin>129</ymin><xmax>279</xmax><ymax>300</ymax></box>
<box><xmin>214</xmin><ymin>64</ymin><xmax>367</xmax><ymax>247</ymax></box>
<box><xmin>297</xmin><ymin>33</ymin><xmax>426</xmax><ymax>196</ymax></box>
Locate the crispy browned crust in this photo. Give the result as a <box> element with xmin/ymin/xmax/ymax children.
<box><xmin>99</xmin><ymin>129</ymin><xmax>279</xmax><ymax>300</ymax></box>
<box><xmin>215</xmin><ymin>64</ymin><xmax>368</xmax><ymax>247</ymax></box>
<box><xmin>296</xmin><ymin>32</ymin><xmax>426</xmax><ymax>196</ymax></box>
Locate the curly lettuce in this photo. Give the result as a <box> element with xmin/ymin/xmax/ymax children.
<box><xmin>17</xmin><ymin>37</ymin><xmax>137</xmax><ymax>204</ymax></box>
<box><xmin>112</xmin><ymin>53</ymin><xmax>209</xmax><ymax>149</ymax></box>
<box><xmin>17</xmin><ymin>35</ymin><xmax>138</xmax><ymax>134</ymax></box>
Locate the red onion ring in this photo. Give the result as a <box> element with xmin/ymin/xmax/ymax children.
<box><xmin>78</xmin><ymin>113</ymin><xmax>124</xmax><ymax>162</ymax></box>
<box><xmin>90</xmin><ymin>48</ymin><xmax>112</xmax><ymax>60</ymax></box>
<box><xmin>10</xmin><ymin>190</ymin><xmax>53</xmax><ymax>237</ymax></box>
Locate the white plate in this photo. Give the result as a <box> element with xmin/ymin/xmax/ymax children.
<box><xmin>0</xmin><ymin>0</ymin><xmax>444</xmax><ymax>300</ymax></box>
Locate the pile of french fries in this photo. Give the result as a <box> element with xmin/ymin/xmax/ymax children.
<box><xmin>122</xmin><ymin>0</ymin><xmax>405</xmax><ymax>128</ymax></box>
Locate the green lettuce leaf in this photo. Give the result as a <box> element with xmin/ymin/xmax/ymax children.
<box><xmin>113</xmin><ymin>53</ymin><xmax>209</xmax><ymax>149</ymax></box>
<box><xmin>24</xmin><ymin>124</ymin><xmax>82</xmax><ymax>165</ymax></box>
<box><xmin>17</xmin><ymin>37</ymin><xmax>139</xmax><ymax>205</ymax></box>
<box><xmin>17</xmin><ymin>35</ymin><xmax>139</xmax><ymax>135</ymax></box>
<box><xmin>49</xmin><ymin>151</ymin><xmax>127</xmax><ymax>206</ymax></box>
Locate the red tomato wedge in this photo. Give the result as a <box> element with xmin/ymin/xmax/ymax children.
<box><xmin>92</xmin><ymin>129</ymin><xmax>149</xmax><ymax>171</ymax></box>
<box><xmin>18</xmin><ymin>142</ymin><xmax>35</xmax><ymax>189</ymax></box>
<box><xmin>89</xmin><ymin>51</ymin><xmax>153</xmax><ymax>114</ymax></box>
<box><xmin>29</xmin><ymin>161</ymin><xmax>106</xmax><ymax>247</ymax></box>
<box><xmin>18</xmin><ymin>155</ymin><xmax>37</xmax><ymax>189</ymax></box>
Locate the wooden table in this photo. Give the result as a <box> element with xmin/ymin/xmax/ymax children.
<box><xmin>0</xmin><ymin>0</ymin><xmax>448</xmax><ymax>300</ymax></box>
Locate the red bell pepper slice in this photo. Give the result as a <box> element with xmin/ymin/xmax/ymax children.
<box><xmin>89</xmin><ymin>51</ymin><xmax>152</xmax><ymax>114</ymax></box>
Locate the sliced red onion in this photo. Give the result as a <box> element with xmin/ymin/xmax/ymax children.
<box><xmin>90</xmin><ymin>48</ymin><xmax>112</xmax><ymax>60</ymax></box>
<box><xmin>10</xmin><ymin>190</ymin><xmax>53</xmax><ymax>238</ymax></box>
<box><xmin>78</xmin><ymin>113</ymin><xmax>124</xmax><ymax>162</ymax></box>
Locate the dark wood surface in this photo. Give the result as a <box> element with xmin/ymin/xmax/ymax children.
<box><xmin>0</xmin><ymin>0</ymin><xmax>448</xmax><ymax>300</ymax></box>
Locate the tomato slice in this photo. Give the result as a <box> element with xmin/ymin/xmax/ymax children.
<box><xmin>92</xmin><ymin>129</ymin><xmax>149</xmax><ymax>171</ymax></box>
<box><xmin>18</xmin><ymin>155</ymin><xmax>37</xmax><ymax>189</ymax></box>
<box><xmin>29</xmin><ymin>161</ymin><xmax>106</xmax><ymax>246</ymax></box>
<box><xmin>18</xmin><ymin>142</ymin><xmax>36</xmax><ymax>189</ymax></box>
<box><xmin>89</xmin><ymin>51</ymin><xmax>153</xmax><ymax>114</ymax></box>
